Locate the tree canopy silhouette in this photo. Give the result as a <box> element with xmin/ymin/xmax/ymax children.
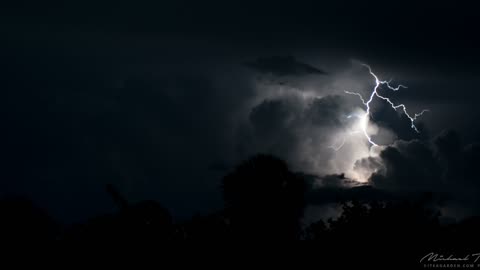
<box><xmin>221</xmin><ymin>154</ymin><xmax>306</xmax><ymax>240</ymax></box>
<box><xmin>3</xmin><ymin>154</ymin><xmax>480</xmax><ymax>249</ymax></box>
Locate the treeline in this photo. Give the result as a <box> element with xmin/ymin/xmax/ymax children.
<box><xmin>1</xmin><ymin>154</ymin><xmax>480</xmax><ymax>247</ymax></box>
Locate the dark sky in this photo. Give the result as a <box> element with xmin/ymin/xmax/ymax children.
<box><xmin>1</xmin><ymin>0</ymin><xmax>480</xmax><ymax>223</ymax></box>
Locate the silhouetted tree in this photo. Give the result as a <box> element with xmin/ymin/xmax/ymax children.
<box><xmin>180</xmin><ymin>211</ymin><xmax>230</xmax><ymax>240</ymax></box>
<box><xmin>6</xmin><ymin>156</ymin><xmax>480</xmax><ymax>249</ymax></box>
<box><xmin>305</xmin><ymin>197</ymin><xmax>442</xmax><ymax>248</ymax></box>
<box><xmin>63</xmin><ymin>184</ymin><xmax>176</xmax><ymax>242</ymax></box>
<box><xmin>222</xmin><ymin>154</ymin><xmax>306</xmax><ymax>240</ymax></box>
<box><xmin>0</xmin><ymin>198</ymin><xmax>58</xmax><ymax>243</ymax></box>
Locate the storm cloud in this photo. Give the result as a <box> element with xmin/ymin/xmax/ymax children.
<box><xmin>350</xmin><ymin>130</ymin><xmax>480</xmax><ymax>218</ymax></box>
<box><xmin>2</xmin><ymin>0</ymin><xmax>480</xmax><ymax>225</ymax></box>
<box><xmin>244</xmin><ymin>56</ymin><xmax>327</xmax><ymax>77</ymax></box>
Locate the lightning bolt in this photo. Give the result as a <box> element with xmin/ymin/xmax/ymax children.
<box><xmin>332</xmin><ymin>64</ymin><xmax>428</xmax><ymax>149</ymax></box>
<box><xmin>328</xmin><ymin>129</ymin><xmax>363</xmax><ymax>151</ymax></box>
<box><xmin>328</xmin><ymin>136</ymin><xmax>346</xmax><ymax>151</ymax></box>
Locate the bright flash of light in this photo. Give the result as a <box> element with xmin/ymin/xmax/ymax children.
<box><xmin>334</xmin><ymin>64</ymin><xmax>429</xmax><ymax>149</ymax></box>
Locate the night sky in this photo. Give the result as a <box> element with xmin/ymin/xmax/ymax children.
<box><xmin>1</xmin><ymin>0</ymin><xmax>480</xmax><ymax>225</ymax></box>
